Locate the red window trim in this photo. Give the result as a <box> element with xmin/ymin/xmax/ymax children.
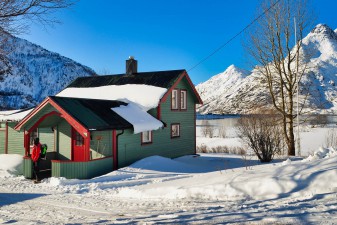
<box><xmin>171</xmin><ymin>123</ymin><xmax>180</xmax><ymax>139</ymax></box>
<box><xmin>171</xmin><ymin>89</ymin><xmax>179</xmax><ymax>111</ymax></box>
<box><xmin>141</xmin><ymin>130</ymin><xmax>153</xmax><ymax>145</ymax></box>
<box><xmin>180</xmin><ymin>89</ymin><xmax>188</xmax><ymax>111</ymax></box>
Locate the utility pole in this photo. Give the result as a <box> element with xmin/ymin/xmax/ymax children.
<box><xmin>294</xmin><ymin>17</ymin><xmax>301</xmax><ymax>156</ymax></box>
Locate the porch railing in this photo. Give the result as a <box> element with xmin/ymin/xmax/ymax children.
<box><xmin>51</xmin><ymin>157</ymin><xmax>113</xmax><ymax>179</ymax></box>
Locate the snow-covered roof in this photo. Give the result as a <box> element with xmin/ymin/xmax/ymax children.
<box><xmin>0</xmin><ymin>110</ymin><xmax>21</xmax><ymax>116</ymax></box>
<box><xmin>0</xmin><ymin>108</ymin><xmax>33</xmax><ymax>122</ymax></box>
<box><xmin>56</xmin><ymin>84</ymin><xmax>167</xmax><ymax>133</ymax></box>
<box><xmin>112</xmin><ymin>103</ymin><xmax>163</xmax><ymax>134</ymax></box>
<box><xmin>57</xmin><ymin>84</ymin><xmax>167</xmax><ymax>111</ymax></box>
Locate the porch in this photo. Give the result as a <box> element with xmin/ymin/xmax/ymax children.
<box><xmin>23</xmin><ymin>156</ymin><xmax>113</xmax><ymax>179</ymax></box>
<box><xmin>15</xmin><ymin>97</ymin><xmax>131</xmax><ymax>180</ymax></box>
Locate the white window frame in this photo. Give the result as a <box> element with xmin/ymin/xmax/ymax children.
<box><xmin>141</xmin><ymin>130</ymin><xmax>152</xmax><ymax>144</ymax></box>
<box><xmin>171</xmin><ymin>89</ymin><xmax>179</xmax><ymax>110</ymax></box>
<box><xmin>180</xmin><ymin>90</ymin><xmax>187</xmax><ymax>110</ymax></box>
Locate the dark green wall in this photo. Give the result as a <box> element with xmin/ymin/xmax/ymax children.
<box><xmin>117</xmin><ymin>78</ymin><xmax>196</xmax><ymax>168</ymax></box>
<box><xmin>90</xmin><ymin>130</ymin><xmax>113</xmax><ymax>159</ymax></box>
<box><xmin>57</xmin><ymin>119</ymin><xmax>71</xmax><ymax>160</ymax></box>
<box><xmin>52</xmin><ymin>157</ymin><xmax>113</xmax><ymax>179</ymax></box>
<box><xmin>39</xmin><ymin>128</ymin><xmax>55</xmax><ymax>152</ymax></box>
<box><xmin>7</xmin><ymin>122</ymin><xmax>24</xmax><ymax>155</ymax></box>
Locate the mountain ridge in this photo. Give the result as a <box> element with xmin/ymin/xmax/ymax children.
<box><xmin>0</xmin><ymin>33</ymin><xmax>96</xmax><ymax>110</ymax></box>
<box><xmin>197</xmin><ymin>24</ymin><xmax>337</xmax><ymax>115</ymax></box>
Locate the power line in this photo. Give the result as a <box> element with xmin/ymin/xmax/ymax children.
<box><xmin>188</xmin><ymin>0</ymin><xmax>281</xmax><ymax>72</ymax></box>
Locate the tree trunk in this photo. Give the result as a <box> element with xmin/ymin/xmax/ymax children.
<box><xmin>287</xmin><ymin>117</ymin><xmax>296</xmax><ymax>156</ymax></box>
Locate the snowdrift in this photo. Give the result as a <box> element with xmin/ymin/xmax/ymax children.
<box><xmin>0</xmin><ymin>154</ymin><xmax>23</xmax><ymax>176</ymax></box>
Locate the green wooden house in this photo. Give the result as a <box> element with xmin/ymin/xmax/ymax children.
<box><xmin>15</xmin><ymin>58</ymin><xmax>202</xmax><ymax>179</ymax></box>
<box><xmin>0</xmin><ymin>108</ymin><xmax>38</xmax><ymax>156</ymax></box>
<box><xmin>1</xmin><ymin>109</ymin><xmax>57</xmax><ymax>176</ymax></box>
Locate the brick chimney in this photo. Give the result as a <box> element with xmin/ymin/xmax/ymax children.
<box><xmin>126</xmin><ymin>56</ymin><xmax>137</xmax><ymax>75</ymax></box>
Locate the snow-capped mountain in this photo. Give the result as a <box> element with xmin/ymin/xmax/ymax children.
<box><xmin>0</xmin><ymin>33</ymin><xmax>96</xmax><ymax>109</ymax></box>
<box><xmin>197</xmin><ymin>24</ymin><xmax>337</xmax><ymax>114</ymax></box>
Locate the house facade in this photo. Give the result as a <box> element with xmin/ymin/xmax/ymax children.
<box><xmin>0</xmin><ymin>109</ymin><xmax>53</xmax><ymax>156</ymax></box>
<box><xmin>14</xmin><ymin>58</ymin><xmax>203</xmax><ymax>179</ymax></box>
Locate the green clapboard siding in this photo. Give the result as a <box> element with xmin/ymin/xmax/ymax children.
<box><xmin>39</xmin><ymin>128</ymin><xmax>55</xmax><ymax>152</ymax></box>
<box><xmin>90</xmin><ymin>130</ymin><xmax>113</xmax><ymax>159</ymax></box>
<box><xmin>57</xmin><ymin>119</ymin><xmax>71</xmax><ymax>160</ymax></box>
<box><xmin>52</xmin><ymin>157</ymin><xmax>113</xmax><ymax>179</ymax></box>
<box><xmin>0</xmin><ymin>129</ymin><xmax>5</xmax><ymax>154</ymax></box>
<box><xmin>23</xmin><ymin>157</ymin><xmax>33</xmax><ymax>179</ymax></box>
<box><xmin>118</xmin><ymin>77</ymin><xmax>196</xmax><ymax>168</ymax></box>
<box><xmin>22</xmin><ymin>103</ymin><xmax>57</xmax><ymax>131</ymax></box>
<box><xmin>7</xmin><ymin>122</ymin><xmax>25</xmax><ymax>155</ymax></box>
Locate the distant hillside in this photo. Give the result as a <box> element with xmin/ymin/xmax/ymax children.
<box><xmin>197</xmin><ymin>24</ymin><xmax>337</xmax><ymax>115</ymax></box>
<box><xmin>0</xmin><ymin>33</ymin><xmax>96</xmax><ymax>109</ymax></box>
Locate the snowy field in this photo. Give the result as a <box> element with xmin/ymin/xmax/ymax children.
<box><xmin>196</xmin><ymin>123</ymin><xmax>337</xmax><ymax>157</ymax></box>
<box><xmin>1</xmin><ymin>144</ymin><xmax>337</xmax><ymax>224</ymax></box>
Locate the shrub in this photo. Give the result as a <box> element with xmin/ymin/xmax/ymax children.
<box><xmin>236</xmin><ymin>110</ymin><xmax>284</xmax><ymax>162</ymax></box>
<box><xmin>325</xmin><ymin>128</ymin><xmax>337</xmax><ymax>148</ymax></box>
<box><xmin>218</xmin><ymin>126</ymin><xmax>227</xmax><ymax>138</ymax></box>
<box><xmin>200</xmin><ymin>120</ymin><xmax>216</xmax><ymax>138</ymax></box>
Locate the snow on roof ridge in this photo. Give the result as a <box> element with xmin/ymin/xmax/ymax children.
<box><xmin>57</xmin><ymin>84</ymin><xmax>167</xmax><ymax>111</ymax></box>
<box><xmin>0</xmin><ymin>108</ymin><xmax>33</xmax><ymax>122</ymax></box>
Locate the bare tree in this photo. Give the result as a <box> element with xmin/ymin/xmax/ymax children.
<box><xmin>218</xmin><ymin>126</ymin><xmax>227</xmax><ymax>138</ymax></box>
<box><xmin>246</xmin><ymin>0</ymin><xmax>314</xmax><ymax>156</ymax></box>
<box><xmin>200</xmin><ymin>120</ymin><xmax>215</xmax><ymax>138</ymax></box>
<box><xmin>236</xmin><ymin>109</ymin><xmax>284</xmax><ymax>162</ymax></box>
<box><xmin>325</xmin><ymin>128</ymin><xmax>337</xmax><ymax>148</ymax></box>
<box><xmin>0</xmin><ymin>0</ymin><xmax>74</xmax><ymax>73</ymax></box>
<box><xmin>0</xmin><ymin>0</ymin><xmax>74</xmax><ymax>35</ymax></box>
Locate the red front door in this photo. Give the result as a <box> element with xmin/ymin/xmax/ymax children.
<box><xmin>72</xmin><ymin>128</ymin><xmax>86</xmax><ymax>161</ymax></box>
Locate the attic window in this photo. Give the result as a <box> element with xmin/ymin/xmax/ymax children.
<box><xmin>171</xmin><ymin>89</ymin><xmax>179</xmax><ymax>110</ymax></box>
<box><xmin>180</xmin><ymin>90</ymin><xmax>187</xmax><ymax>110</ymax></box>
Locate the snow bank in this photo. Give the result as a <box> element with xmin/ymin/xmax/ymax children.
<box><xmin>57</xmin><ymin>84</ymin><xmax>167</xmax><ymax>111</ymax></box>
<box><xmin>0</xmin><ymin>154</ymin><xmax>23</xmax><ymax>176</ymax></box>
<box><xmin>128</xmin><ymin>155</ymin><xmax>197</xmax><ymax>172</ymax></box>
<box><xmin>13</xmin><ymin>146</ymin><xmax>337</xmax><ymax>205</ymax></box>
<box><xmin>112</xmin><ymin>103</ymin><xmax>163</xmax><ymax>133</ymax></box>
<box><xmin>303</xmin><ymin>147</ymin><xmax>337</xmax><ymax>162</ymax></box>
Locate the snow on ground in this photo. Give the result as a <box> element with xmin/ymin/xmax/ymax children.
<box><xmin>0</xmin><ymin>154</ymin><xmax>23</xmax><ymax>177</ymax></box>
<box><xmin>1</xmin><ymin>148</ymin><xmax>337</xmax><ymax>224</ymax></box>
<box><xmin>196</xmin><ymin>125</ymin><xmax>337</xmax><ymax>156</ymax></box>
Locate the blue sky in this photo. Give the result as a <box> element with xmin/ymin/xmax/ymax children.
<box><xmin>20</xmin><ymin>0</ymin><xmax>337</xmax><ymax>84</ymax></box>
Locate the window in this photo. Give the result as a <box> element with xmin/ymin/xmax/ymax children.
<box><xmin>75</xmin><ymin>132</ymin><xmax>84</xmax><ymax>146</ymax></box>
<box><xmin>30</xmin><ymin>128</ymin><xmax>38</xmax><ymax>146</ymax></box>
<box><xmin>171</xmin><ymin>89</ymin><xmax>179</xmax><ymax>110</ymax></box>
<box><xmin>180</xmin><ymin>90</ymin><xmax>187</xmax><ymax>110</ymax></box>
<box><xmin>171</xmin><ymin>124</ymin><xmax>180</xmax><ymax>138</ymax></box>
<box><xmin>141</xmin><ymin>131</ymin><xmax>152</xmax><ymax>144</ymax></box>
<box><xmin>172</xmin><ymin>89</ymin><xmax>187</xmax><ymax>111</ymax></box>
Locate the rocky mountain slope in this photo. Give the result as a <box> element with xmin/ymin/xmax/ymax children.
<box><xmin>0</xmin><ymin>33</ymin><xmax>96</xmax><ymax>109</ymax></box>
<box><xmin>197</xmin><ymin>24</ymin><xmax>337</xmax><ymax>115</ymax></box>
